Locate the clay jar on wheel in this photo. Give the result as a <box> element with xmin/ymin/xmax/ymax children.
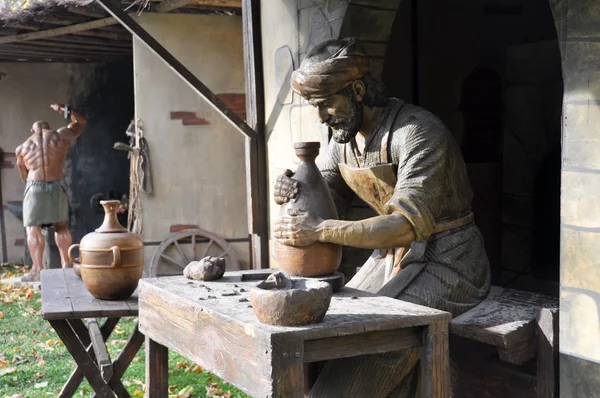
<box><xmin>275</xmin><ymin>142</ymin><xmax>342</xmax><ymax>277</ymax></box>
<box><xmin>68</xmin><ymin>200</ymin><xmax>143</xmax><ymax>300</ymax></box>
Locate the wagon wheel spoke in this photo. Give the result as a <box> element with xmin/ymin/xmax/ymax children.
<box><xmin>191</xmin><ymin>234</ymin><xmax>197</xmax><ymax>260</ymax></box>
<box><xmin>215</xmin><ymin>251</ymin><xmax>229</xmax><ymax>259</ymax></box>
<box><xmin>200</xmin><ymin>239</ymin><xmax>214</xmax><ymax>259</ymax></box>
<box><xmin>173</xmin><ymin>239</ymin><xmax>189</xmax><ymax>265</ymax></box>
<box><xmin>150</xmin><ymin>228</ymin><xmax>240</xmax><ymax>277</ymax></box>
<box><xmin>160</xmin><ymin>252</ymin><xmax>186</xmax><ymax>269</ymax></box>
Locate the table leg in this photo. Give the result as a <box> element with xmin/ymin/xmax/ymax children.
<box><xmin>145</xmin><ymin>336</ymin><xmax>168</xmax><ymax>398</ymax></box>
<box><xmin>104</xmin><ymin>322</ymin><xmax>145</xmax><ymax>398</ymax></box>
<box><xmin>49</xmin><ymin>320</ymin><xmax>114</xmax><ymax>397</ymax></box>
<box><xmin>420</xmin><ymin>321</ymin><xmax>450</xmax><ymax>398</ymax></box>
<box><xmin>60</xmin><ymin>318</ymin><xmax>120</xmax><ymax>397</ymax></box>
<box><xmin>271</xmin><ymin>336</ymin><xmax>304</xmax><ymax>398</ymax></box>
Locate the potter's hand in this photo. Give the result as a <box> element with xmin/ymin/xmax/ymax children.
<box><xmin>50</xmin><ymin>103</ymin><xmax>65</xmax><ymax>113</ymax></box>
<box><xmin>274</xmin><ymin>209</ymin><xmax>323</xmax><ymax>247</ymax></box>
<box><xmin>274</xmin><ymin>169</ymin><xmax>299</xmax><ymax>205</ymax></box>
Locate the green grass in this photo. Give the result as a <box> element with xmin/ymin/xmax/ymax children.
<box><xmin>0</xmin><ymin>265</ymin><xmax>250</xmax><ymax>398</ymax></box>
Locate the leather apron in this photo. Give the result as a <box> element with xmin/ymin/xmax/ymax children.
<box><xmin>338</xmin><ymin>100</ymin><xmax>474</xmax><ymax>286</ymax></box>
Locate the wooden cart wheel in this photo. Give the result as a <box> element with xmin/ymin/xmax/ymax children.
<box><xmin>149</xmin><ymin>228</ymin><xmax>240</xmax><ymax>277</ymax></box>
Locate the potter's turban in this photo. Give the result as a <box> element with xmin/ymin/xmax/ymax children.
<box><xmin>291</xmin><ymin>38</ymin><xmax>370</xmax><ymax>99</ymax></box>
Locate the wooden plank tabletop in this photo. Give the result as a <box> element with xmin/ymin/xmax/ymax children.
<box><xmin>139</xmin><ymin>273</ymin><xmax>450</xmax><ymax>341</ymax></box>
<box><xmin>41</xmin><ymin>269</ymin><xmax>139</xmax><ymax>320</ymax></box>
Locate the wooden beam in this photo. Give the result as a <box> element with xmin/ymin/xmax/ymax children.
<box><xmin>0</xmin><ymin>18</ymin><xmax>119</xmax><ymax>44</ymax></box>
<box><xmin>67</xmin><ymin>5</ymin><xmax>107</xmax><ymax>19</ymax></box>
<box><xmin>155</xmin><ymin>0</ymin><xmax>241</xmax><ymax>11</ymax></box>
<box><xmin>43</xmin><ymin>35</ymin><xmax>132</xmax><ymax>48</ymax></box>
<box><xmin>2</xmin><ymin>41</ymin><xmax>132</xmax><ymax>53</ymax></box>
<box><xmin>96</xmin><ymin>0</ymin><xmax>257</xmax><ymax>140</ymax></box>
<box><xmin>242</xmin><ymin>0</ymin><xmax>269</xmax><ymax>269</ymax></box>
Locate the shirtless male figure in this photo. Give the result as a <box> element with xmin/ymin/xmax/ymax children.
<box><xmin>16</xmin><ymin>104</ymin><xmax>87</xmax><ymax>282</ymax></box>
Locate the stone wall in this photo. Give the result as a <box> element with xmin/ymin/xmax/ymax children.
<box><xmin>554</xmin><ymin>0</ymin><xmax>600</xmax><ymax>393</ymax></box>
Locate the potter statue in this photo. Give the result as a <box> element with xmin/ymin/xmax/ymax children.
<box><xmin>16</xmin><ymin>104</ymin><xmax>87</xmax><ymax>282</ymax></box>
<box><xmin>274</xmin><ymin>38</ymin><xmax>491</xmax><ymax>396</ymax></box>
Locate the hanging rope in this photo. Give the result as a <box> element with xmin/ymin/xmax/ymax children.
<box><xmin>128</xmin><ymin>119</ymin><xmax>144</xmax><ymax>234</ymax></box>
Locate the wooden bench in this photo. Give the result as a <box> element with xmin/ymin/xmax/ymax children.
<box><xmin>449</xmin><ymin>286</ymin><xmax>559</xmax><ymax>398</ymax></box>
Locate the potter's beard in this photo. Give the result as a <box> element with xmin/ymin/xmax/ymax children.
<box><xmin>328</xmin><ymin>99</ymin><xmax>364</xmax><ymax>144</ymax></box>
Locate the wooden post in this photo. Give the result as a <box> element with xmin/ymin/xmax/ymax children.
<box><xmin>145</xmin><ymin>337</ymin><xmax>169</xmax><ymax>398</ymax></box>
<box><xmin>536</xmin><ymin>308</ymin><xmax>558</xmax><ymax>398</ymax></box>
<box><xmin>96</xmin><ymin>0</ymin><xmax>270</xmax><ymax>269</ymax></box>
<box><xmin>421</xmin><ymin>321</ymin><xmax>450</xmax><ymax>398</ymax></box>
<box><xmin>242</xmin><ymin>0</ymin><xmax>269</xmax><ymax>269</ymax></box>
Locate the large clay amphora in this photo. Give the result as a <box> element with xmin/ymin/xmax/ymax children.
<box><xmin>275</xmin><ymin>142</ymin><xmax>342</xmax><ymax>277</ymax></box>
<box><xmin>68</xmin><ymin>200</ymin><xmax>143</xmax><ymax>300</ymax></box>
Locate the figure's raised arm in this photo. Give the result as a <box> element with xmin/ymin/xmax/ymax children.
<box><xmin>51</xmin><ymin>104</ymin><xmax>87</xmax><ymax>140</ymax></box>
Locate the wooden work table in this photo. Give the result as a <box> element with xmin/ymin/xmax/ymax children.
<box><xmin>41</xmin><ymin>269</ymin><xmax>144</xmax><ymax>398</ymax></box>
<box><xmin>139</xmin><ymin>270</ymin><xmax>452</xmax><ymax>397</ymax></box>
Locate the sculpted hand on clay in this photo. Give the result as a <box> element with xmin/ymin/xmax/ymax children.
<box><xmin>271</xmin><ymin>37</ymin><xmax>491</xmax><ymax>397</ymax></box>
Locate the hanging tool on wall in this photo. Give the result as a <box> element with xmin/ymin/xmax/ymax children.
<box><xmin>113</xmin><ymin>119</ymin><xmax>151</xmax><ymax>234</ymax></box>
<box><xmin>114</xmin><ymin>120</ymin><xmax>153</xmax><ymax>194</ymax></box>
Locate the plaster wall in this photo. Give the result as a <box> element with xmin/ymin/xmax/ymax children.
<box><xmin>0</xmin><ymin>64</ymin><xmax>69</xmax><ymax>263</ymax></box>
<box><xmin>0</xmin><ymin>62</ymin><xmax>131</xmax><ymax>264</ymax></box>
<box><xmin>133</xmin><ymin>13</ymin><xmax>249</xmax><ymax>271</ymax></box>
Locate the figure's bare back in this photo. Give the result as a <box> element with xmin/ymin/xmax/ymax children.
<box><xmin>18</xmin><ymin>130</ymin><xmax>71</xmax><ymax>181</ymax></box>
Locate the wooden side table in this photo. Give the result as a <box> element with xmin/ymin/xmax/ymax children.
<box><xmin>139</xmin><ymin>271</ymin><xmax>452</xmax><ymax>398</ymax></box>
<box><xmin>41</xmin><ymin>269</ymin><xmax>144</xmax><ymax>398</ymax></box>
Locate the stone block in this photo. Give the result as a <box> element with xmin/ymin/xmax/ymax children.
<box><xmin>564</xmin><ymin>0</ymin><xmax>600</xmax><ymax>39</ymax></box>
<box><xmin>561</xmin><ymin>170</ymin><xmax>600</xmax><ymax>228</ymax></box>
<box><xmin>540</xmin><ymin>80</ymin><xmax>564</xmax><ymax>149</ymax></box>
<box><xmin>561</xmin><ymin>227</ymin><xmax>600</xmax><ymax>293</ymax></box>
<box><xmin>501</xmin><ymin>225</ymin><xmax>532</xmax><ymax>273</ymax></box>
<box><xmin>503</xmin><ymin>128</ymin><xmax>539</xmax><ymax>195</ymax></box>
<box><xmin>504</xmin><ymin>85</ymin><xmax>548</xmax><ymax>161</ymax></box>
<box><xmin>339</xmin><ymin>5</ymin><xmax>396</xmax><ymax>41</ymax></box>
<box><xmin>351</xmin><ymin>0</ymin><xmax>401</xmax><ymax>10</ymax></box>
<box><xmin>502</xmin><ymin>194</ymin><xmax>534</xmax><ymax>228</ymax></box>
<box><xmin>563</xmin><ymin>42</ymin><xmax>600</xmax><ymax>98</ymax></box>
<box><xmin>361</xmin><ymin>41</ymin><xmax>389</xmax><ymax>58</ymax></box>
<box><xmin>299</xmin><ymin>6</ymin><xmax>334</xmax><ymax>55</ymax></box>
<box><xmin>298</xmin><ymin>0</ymin><xmax>326</xmax><ymax>10</ymax></box>
<box><xmin>505</xmin><ymin>40</ymin><xmax>562</xmax><ymax>86</ymax></box>
<box><xmin>370</xmin><ymin>59</ymin><xmax>385</xmax><ymax>80</ymax></box>
<box><xmin>562</xmin><ymin>103</ymin><xmax>600</xmax><ymax>170</ymax></box>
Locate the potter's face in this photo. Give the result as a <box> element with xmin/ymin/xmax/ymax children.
<box><xmin>309</xmin><ymin>90</ymin><xmax>364</xmax><ymax>144</ymax></box>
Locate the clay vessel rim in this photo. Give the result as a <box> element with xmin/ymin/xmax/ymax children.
<box><xmin>78</xmin><ymin>246</ymin><xmax>142</xmax><ymax>252</ymax></box>
<box><xmin>293</xmin><ymin>141</ymin><xmax>320</xmax><ymax>149</ymax></box>
<box><xmin>253</xmin><ymin>278</ymin><xmax>330</xmax><ymax>292</ymax></box>
<box><xmin>80</xmin><ymin>263</ymin><xmax>143</xmax><ymax>269</ymax></box>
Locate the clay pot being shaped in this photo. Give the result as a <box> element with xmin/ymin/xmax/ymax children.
<box><xmin>274</xmin><ymin>142</ymin><xmax>342</xmax><ymax>277</ymax></box>
<box><xmin>68</xmin><ymin>200</ymin><xmax>143</xmax><ymax>300</ymax></box>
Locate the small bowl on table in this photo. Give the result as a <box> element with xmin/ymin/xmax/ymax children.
<box><xmin>250</xmin><ymin>272</ymin><xmax>332</xmax><ymax>326</ymax></box>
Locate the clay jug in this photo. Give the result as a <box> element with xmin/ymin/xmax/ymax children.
<box><xmin>274</xmin><ymin>142</ymin><xmax>342</xmax><ymax>277</ymax></box>
<box><xmin>68</xmin><ymin>200</ymin><xmax>143</xmax><ymax>300</ymax></box>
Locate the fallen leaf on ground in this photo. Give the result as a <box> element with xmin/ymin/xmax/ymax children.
<box><xmin>0</xmin><ymin>310</ymin><xmax>4</xmax><ymax>319</ymax></box>
<box><xmin>0</xmin><ymin>358</ymin><xmax>9</xmax><ymax>368</ymax></box>
<box><xmin>168</xmin><ymin>384</ymin><xmax>179</xmax><ymax>392</ymax></box>
<box><xmin>34</xmin><ymin>372</ymin><xmax>46</xmax><ymax>378</ymax></box>
<box><xmin>206</xmin><ymin>383</ymin><xmax>223</xmax><ymax>397</ymax></box>
<box><xmin>34</xmin><ymin>381</ymin><xmax>49</xmax><ymax>388</ymax></box>
<box><xmin>133</xmin><ymin>390</ymin><xmax>144</xmax><ymax>397</ymax></box>
<box><xmin>177</xmin><ymin>385</ymin><xmax>194</xmax><ymax>397</ymax></box>
<box><xmin>191</xmin><ymin>364</ymin><xmax>203</xmax><ymax>373</ymax></box>
<box><xmin>0</xmin><ymin>367</ymin><xmax>17</xmax><ymax>376</ymax></box>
